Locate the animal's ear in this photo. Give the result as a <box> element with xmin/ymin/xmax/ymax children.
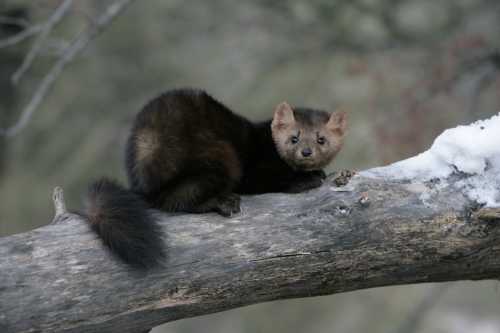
<box><xmin>272</xmin><ymin>102</ymin><xmax>295</xmax><ymax>129</ymax></box>
<box><xmin>326</xmin><ymin>111</ymin><xmax>347</xmax><ymax>136</ymax></box>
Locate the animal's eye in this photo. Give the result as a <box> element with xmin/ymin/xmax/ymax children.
<box><xmin>317</xmin><ymin>137</ymin><xmax>326</xmax><ymax>145</ymax></box>
<box><xmin>290</xmin><ymin>136</ymin><xmax>299</xmax><ymax>144</ymax></box>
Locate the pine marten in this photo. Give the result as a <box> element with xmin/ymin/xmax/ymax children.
<box><xmin>84</xmin><ymin>88</ymin><xmax>347</xmax><ymax>268</ymax></box>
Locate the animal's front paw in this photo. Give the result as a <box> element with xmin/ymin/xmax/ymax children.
<box><xmin>216</xmin><ymin>193</ymin><xmax>241</xmax><ymax>217</ymax></box>
<box><xmin>333</xmin><ymin>169</ymin><xmax>356</xmax><ymax>187</ymax></box>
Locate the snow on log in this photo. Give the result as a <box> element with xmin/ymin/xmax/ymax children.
<box><xmin>365</xmin><ymin>113</ymin><xmax>500</xmax><ymax>206</ymax></box>
<box><xmin>1</xmin><ymin>114</ymin><xmax>500</xmax><ymax>333</ymax></box>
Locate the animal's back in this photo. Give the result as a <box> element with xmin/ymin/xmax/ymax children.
<box><xmin>126</xmin><ymin>89</ymin><xmax>252</xmax><ymax>207</ymax></box>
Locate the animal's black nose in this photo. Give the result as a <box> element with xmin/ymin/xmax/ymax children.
<box><xmin>301</xmin><ymin>148</ymin><xmax>312</xmax><ymax>157</ymax></box>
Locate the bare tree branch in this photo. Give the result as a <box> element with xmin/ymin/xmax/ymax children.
<box><xmin>0</xmin><ymin>24</ymin><xmax>43</xmax><ymax>48</ymax></box>
<box><xmin>0</xmin><ymin>15</ymin><xmax>30</xmax><ymax>28</ymax></box>
<box><xmin>11</xmin><ymin>0</ymin><xmax>74</xmax><ymax>85</ymax></box>
<box><xmin>0</xmin><ymin>0</ymin><xmax>135</xmax><ymax>138</ymax></box>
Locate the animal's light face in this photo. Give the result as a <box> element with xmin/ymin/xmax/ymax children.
<box><xmin>271</xmin><ymin>102</ymin><xmax>347</xmax><ymax>171</ymax></box>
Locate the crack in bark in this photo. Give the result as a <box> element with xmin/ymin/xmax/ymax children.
<box><xmin>250</xmin><ymin>250</ymin><xmax>333</xmax><ymax>262</ymax></box>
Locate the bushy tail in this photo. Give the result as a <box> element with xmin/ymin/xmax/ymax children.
<box><xmin>84</xmin><ymin>178</ymin><xmax>165</xmax><ymax>268</ymax></box>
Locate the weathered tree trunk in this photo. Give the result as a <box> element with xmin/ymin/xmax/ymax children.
<box><xmin>1</xmin><ymin>171</ymin><xmax>500</xmax><ymax>333</ymax></box>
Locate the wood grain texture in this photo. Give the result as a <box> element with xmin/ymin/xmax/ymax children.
<box><xmin>1</xmin><ymin>172</ymin><xmax>500</xmax><ymax>333</ymax></box>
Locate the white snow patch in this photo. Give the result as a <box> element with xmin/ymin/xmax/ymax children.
<box><xmin>363</xmin><ymin>113</ymin><xmax>500</xmax><ymax>207</ymax></box>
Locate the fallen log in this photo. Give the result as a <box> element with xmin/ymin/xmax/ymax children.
<box><xmin>1</xmin><ymin>171</ymin><xmax>500</xmax><ymax>333</ymax></box>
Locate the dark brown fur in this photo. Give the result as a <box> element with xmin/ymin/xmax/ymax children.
<box><xmin>125</xmin><ymin>89</ymin><xmax>251</xmax><ymax>215</ymax></box>
<box><xmin>126</xmin><ymin>89</ymin><xmax>346</xmax><ymax>214</ymax></box>
<box><xmin>84</xmin><ymin>88</ymin><xmax>347</xmax><ymax>267</ymax></box>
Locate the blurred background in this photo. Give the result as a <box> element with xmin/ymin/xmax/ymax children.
<box><xmin>1</xmin><ymin>0</ymin><xmax>500</xmax><ymax>332</ymax></box>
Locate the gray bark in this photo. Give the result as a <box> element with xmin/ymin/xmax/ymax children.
<box><xmin>1</xmin><ymin>172</ymin><xmax>500</xmax><ymax>333</ymax></box>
